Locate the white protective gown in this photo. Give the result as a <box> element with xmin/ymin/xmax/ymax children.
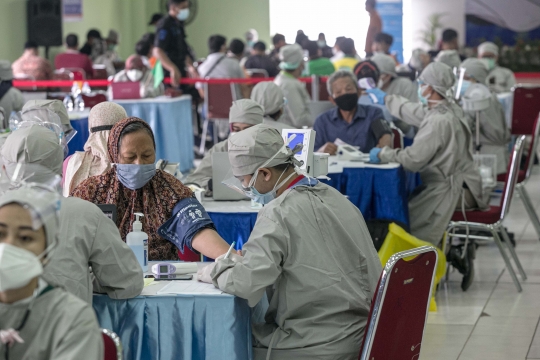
<box><xmin>43</xmin><ymin>196</ymin><xmax>144</xmax><ymax>304</ymax></box>
<box><xmin>211</xmin><ymin>181</ymin><xmax>382</xmax><ymax>360</ymax></box>
<box><xmin>385</xmin><ymin>76</ymin><xmax>418</xmax><ymax>102</ymax></box>
<box><xmin>0</xmin><ymin>88</ymin><xmax>24</xmax><ymax>119</ymax></box>
<box><xmin>0</xmin><ymin>285</ymin><xmax>102</xmax><ymax>360</ymax></box>
<box><xmin>274</xmin><ymin>72</ymin><xmax>312</xmax><ymax>128</ymax></box>
<box><xmin>486</xmin><ymin>66</ymin><xmax>516</xmax><ymax>94</ymax></box>
<box><xmin>379</xmin><ymin>100</ymin><xmax>488</xmax><ymax>245</ymax></box>
<box><xmin>184</xmin><ymin>140</ymin><xmax>228</xmax><ymax>190</ymax></box>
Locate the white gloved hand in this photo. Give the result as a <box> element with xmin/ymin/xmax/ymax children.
<box><xmin>215</xmin><ymin>252</ymin><xmax>244</xmax><ymax>263</ymax></box>
<box><xmin>197</xmin><ymin>263</ymin><xmax>217</xmax><ymax>284</ymax></box>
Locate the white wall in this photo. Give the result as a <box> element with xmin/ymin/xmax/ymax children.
<box><xmin>403</xmin><ymin>0</ymin><xmax>466</xmax><ymax>63</ymax></box>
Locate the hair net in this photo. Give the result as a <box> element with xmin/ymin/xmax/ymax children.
<box><xmin>228</xmin><ymin>124</ymin><xmax>297</xmax><ymax>176</ymax></box>
<box><xmin>1</xmin><ymin>125</ymin><xmax>64</xmax><ymax>184</ymax></box>
<box><xmin>0</xmin><ymin>185</ymin><xmax>60</xmax><ymax>255</ymax></box>
<box><xmin>409</xmin><ymin>49</ymin><xmax>429</xmax><ymax>71</ymax></box>
<box><xmin>22</xmin><ymin>100</ymin><xmax>70</xmax><ymax>126</ymax></box>
<box><xmin>279</xmin><ymin>44</ymin><xmax>304</xmax><ymax>70</ymax></box>
<box><xmin>0</xmin><ymin>61</ymin><xmax>13</xmax><ymax>81</ymax></box>
<box><xmin>460</xmin><ymin>58</ymin><xmax>489</xmax><ymax>84</ymax></box>
<box><xmin>89</xmin><ymin>101</ymin><xmax>127</xmax><ymax>129</ymax></box>
<box><xmin>229</xmin><ymin>99</ymin><xmax>264</xmax><ymax>125</ymax></box>
<box><xmin>419</xmin><ymin>62</ymin><xmax>455</xmax><ymax>98</ymax></box>
<box><xmin>478</xmin><ymin>42</ymin><xmax>499</xmax><ymax>57</ymax></box>
<box><xmin>250</xmin><ymin>82</ymin><xmax>285</xmax><ymax>115</ymax></box>
<box><xmin>435</xmin><ymin>50</ymin><xmax>461</xmax><ymax>70</ymax></box>
<box><xmin>370</xmin><ymin>53</ymin><xmax>397</xmax><ymax>77</ymax></box>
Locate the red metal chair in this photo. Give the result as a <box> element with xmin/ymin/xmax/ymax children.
<box><xmin>392</xmin><ymin>127</ymin><xmax>404</xmax><ymax>149</ymax></box>
<box><xmin>359</xmin><ymin>246</ymin><xmax>438</xmax><ymax>360</ymax></box>
<box><xmin>511</xmin><ymin>85</ymin><xmax>540</xmax><ymax>135</ymax></box>
<box><xmin>200</xmin><ymin>82</ymin><xmax>237</xmax><ymax>154</ymax></box>
<box><xmin>307</xmin><ymin>75</ymin><xmax>331</xmax><ymax>101</ymax></box>
<box><xmin>102</xmin><ymin>328</ymin><xmax>123</xmax><ymax>360</ymax></box>
<box><xmin>82</xmin><ymin>93</ymin><xmax>107</xmax><ymax>109</ymax></box>
<box><xmin>62</xmin><ymin>67</ymin><xmax>86</xmax><ymax>80</ymax></box>
<box><xmin>246</xmin><ymin>69</ymin><xmax>269</xmax><ymax>78</ymax></box>
<box><xmin>447</xmin><ymin>135</ymin><xmax>527</xmax><ymax>292</ymax></box>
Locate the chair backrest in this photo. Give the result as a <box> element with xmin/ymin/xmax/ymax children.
<box><xmin>359</xmin><ymin>246</ymin><xmax>437</xmax><ymax>360</ymax></box>
<box><xmin>246</xmin><ymin>69</ymin><xmax>269</xmax><ymax>78</ymax></box>
<box><xmin>92</xmin><ymin>65</ymin><xmax>108</xmax><ymax>79</ymax></box>
<box><xmin>53</xmin><ymin>69</ymin><xmax>74</xmax><ymax>81</ymax></box>
<box><xmin>82</xmin><ymin>93</ymin><xmax>107</xmax><ymax>108</ymax></box>
<box><xmin>392</xmin><ymin>128</ymin><xmax>404</xmax><ymax>149</ymax></box>
<box><xmin>500</xmin><ymin>135</ymin><xmax>526</xmax><ymax>220</ymax></box>
<box><xmin>205</xmin><ymin>83</ymin><xmax>235</xmax><ymax>120</ymax></box>
<box><xmin>102</xmin><ymin>328</ymin><xmax>123</xmax><ymax>360</ymax></box>
<box><xmin>63</xmin><ymin>67</ymin><xmax>86</xmax><ymax>80</ymax></box>
<box><xmin>511</xmin><ymin>85</ymin><xmax>540</xmax><ymax>135</ymax></box>
<box><xmin>319</xmin><ymin>76</ymin><xmax>330</xmax><ymax>101</ymax></box>
<box><xmin>522</xmin><ymin>115</ymin><xmax>540</xmax><ymax>183</ymax></box>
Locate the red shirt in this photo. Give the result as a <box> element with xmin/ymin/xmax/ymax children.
<box><xmin>54</xmin><ymin>50</ymin><xmax>94</xmax><ymax>78</ymax></box>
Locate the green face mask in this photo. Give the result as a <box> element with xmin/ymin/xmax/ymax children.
<box><xmin>481</xmin><ymin>58</ymin><xmax>496</xmax><ymax>71</ymax></box>
<box><xmin>108</xmin><ymin>44</ymin><xmax>116</xmax><ymax>52</ymax></box>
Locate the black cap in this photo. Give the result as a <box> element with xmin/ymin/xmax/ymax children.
<box><xmin>149</xmin><ymin>13</ymin><xmax>163</xmax><ymax>25</ymax></box>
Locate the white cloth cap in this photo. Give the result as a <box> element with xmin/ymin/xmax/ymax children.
<box><xmin>371</xmin><ymin>53</ymin><xmax>397</xmax><ymax>77</ymax></box>
<box><xmin>251</xmin><ymin>82</ymin><xmax>285</xmax><ymax>115</ymax></box>
<box><xmin>228</xmin><ymin>124</ymin><xmax>294</xmax><ymax>176</ymax></box>
<box><xmin>22</xmin><ymin>100</ymin><xmax>70</xmax><ymax>126</ymax></box>
<box><xmin>419</xmin><ymin>62</ymin><xmax>455</xmax><ymax>98</ymax></box>
<box><xmin>461</xmin><ymin>58</ymin><xmax>489</xmax><ymax>84</ymax></box>
<box><xmin>229</xmin><ymin>99</ymin><xmax>264</xmax><ymax>125</ymax></box>
<box><xmin>279</xmin><ymin>44</ymin><xmax>304</xmax><ymax>70</ymax></box>
<box><xmin>435</xmin><ymin>50</ymin><xmax>461</xmax><ymax>70</ymax></box>
<box><xmin>478</xmin><ymin>42</ymin><xmax>499</xmax><ymax>57</ymax></box>
<box><xmin>409</xmin><ymin>49</ymin><xmax>429</xmax><ymax>71</ymax></box>
<box><xmin>0</xmin><ymin>60</ymin><xmax>13</xmax><ymax>81</ymax></box>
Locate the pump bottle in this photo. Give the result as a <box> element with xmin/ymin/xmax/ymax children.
<box><xmin>126</xmin><ymin>212</ymin><xmax>148</xmax><ymax>272</ymax></box>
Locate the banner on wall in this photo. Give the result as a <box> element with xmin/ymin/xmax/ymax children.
<box><xmin>63</xmin><ymin>0</ymin><xmax>83</xmax><ymax>22</ymax></box>
<box><xmin>466</xmin><ymin>0</ymin><xmax>540</xmax><ymax>46</ymax></box>
<box><xmin>377</xmin><ymin>0</ymin><xmax>403</xmax><ymax>63</ymax></box>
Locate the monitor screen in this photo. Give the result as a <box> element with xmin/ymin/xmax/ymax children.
<box><xmin>286</xmin><ymin>132</ymin><xmax>305</xmax><ymax>155</ymax></box>
<box><xmin>160</xmin><ymin>265</ymin><xmax>168</xmax><ymax>273</ymax></box>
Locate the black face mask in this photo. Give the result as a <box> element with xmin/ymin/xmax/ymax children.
<box><xmin>334</xmin><ymin>93</ymin><xmax>358</xmax><ymax>112</ymax></box>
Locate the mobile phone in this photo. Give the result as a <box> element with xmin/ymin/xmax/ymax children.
<box><xmin>153</xmin><ymin>274</ymin><xmax>193</xmax><ymax>281</ymax></box>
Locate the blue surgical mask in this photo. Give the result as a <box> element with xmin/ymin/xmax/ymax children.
<box><xmin>177</xmin><ymin>8</ymin><xmax>190</xmax><ymax>21</ymax></box>
<box><xmin>245</xmin><ymin>167</ymin><xmax>296</xmax><ymax>205</ymax></box>
<box><xmin>115</xmin><ymin>163</ymin><xmax>156</xmax><ymax>190</ymax></box>
<box><xmin>418</xmin><ymin>85</ymin><xmax>429</xmax><ymax>106</ymax></box>
<box><xmin>460</xmin><ymin>80</ymin><xmax>471</xmax><ymax>96</ymax></box>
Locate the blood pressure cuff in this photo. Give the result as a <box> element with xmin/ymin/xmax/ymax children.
<box><xmin>158</xmin><ymin>197</ymin><xmax>216</xmax><ymax>253</ymax></box>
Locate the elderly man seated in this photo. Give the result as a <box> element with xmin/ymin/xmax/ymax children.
<box><xmin>478</xmin><ymin>41</ymin><xmax>516</xmax><ymax>93</ymax></box>
<box><xmin>110</xmin><ymin>55</ymin><xmax>163</xmax><ymax>98</ymax></box>
<box><xmin>314</xmin><ymin>70</ymin><xmax>392</xmax><ymax>155</ymax></box>
<box><xmin>372</xmin><ymin>53</ymin><xmax>418</xmax><ymax>101</ymax></box>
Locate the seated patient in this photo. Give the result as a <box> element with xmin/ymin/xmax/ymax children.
<box><xmin>314</xmin><ymin>70</ymin><xmax>392</xmax><ymax>155</ymax></box>
<box><xmin>460</xmin><ymin>58</ymin><xmax>511</xmax><ymax>175</ymax></box>
<box><xmin>0</xmin><ymin>186</ymin><xmax>102</xmax><ymax>360</ymax></box>
<box><xmin>198</xmin><ymin>124</ymin><xmax>382</xmax><ymax>360</ymax></box>
<box><xmin>184</xmin><ymin>99</ymin><xmax>264</xmax><ymax>193</ymax></box>
<box><xmin>71</xmin><ymin>117</ymin><xmax>232</xmax><ymax>261</ymax></box>
<box><xmin>63</xmin><ymin>101</ymin><xmax>128</xmax><ymax>196</ymax></box>
<box><xmin>111</xmin><ymin>55</ymin><xmax>163</xmax><ymax>98</ymax></box>
<box><xmin>2</xmin><ymin>124</ymin><xmax>143</xmax><ymax>304</ymax></box>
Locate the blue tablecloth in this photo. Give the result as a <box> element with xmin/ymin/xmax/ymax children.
<box><xmin>208</xmin><ymin>165</ymin><xmax>416</xmax><ymax>248</ymax></box>
<box><xmin>93</xmin><ymin>293</ymin><xmax>252</xmax><ymax>360</ymax></box>
<box><xmin>115</xmin><ymin>96</ymin><xmax>194</xmax><ymax>173</ymax></box>
<box><xmin>67</xmin><ymin>116</ymin><xmax>89</xmax><ymax>157</ymax></box>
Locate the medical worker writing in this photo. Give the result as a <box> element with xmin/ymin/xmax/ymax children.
<box><xmin>198</xmin><ymin>124</ymin><xmax>382</xmax><ymax>360</ymax></box>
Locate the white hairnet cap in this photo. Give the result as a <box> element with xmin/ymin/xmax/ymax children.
<box><xmin>419</xmin><ymin>62</ymin><xmax>455</xmax><ymax>98</ymax></box>
<box><xmin>228</xmin><ymin>124</ymin><xmax>294</xmax><ymax>177</ymax></box>
<box><xmin>251</xmin><ymin>82</ymin><xmax>285</xmax><ymax>115</ymax></box>
<box><xmin>371</xmin><ymin>53</ymin><xmax>397</xmax><ymax>77</ymax></box>
<box><xmin>0</xmin><ymin>60</ymin><xmax>13</xmax><ymax>81</ymax></box>
<box><xmin>409</xmin><ymin>49</ymin><xmax>429</xmax><ymax>70</ymax></box>
<box><xmin>229</xmin><ymin>99</ymin><xmax>264</xmax><ymax>125</ymax></box>
<box><xmin>22</xmin><ymin>100</ymin><xmax>70</xmax><ymax>126</ymax></box>
<box><xmin>107</xmin><ymin>29</ymin><xmax>119</xmax><ymax>42</ymax></box>
<box><xmin>279</xmin><ymin>44</ymin><xmax>304</xmax><ymax>70</ymax></box>
<box><xmin>478</xmin><ymin>42</ymin><xmax>499</xmax><ymax>57</ymax></box>
<box><xmin>1</xmin><ymin>125</ymin><xmax>64</xmax><ymax>182</ymax></box>
<box><xmin>435</xmin><ymin>50</ymin><xmax>461</xmax><ymax>70</ymax></box>
<box><xmin>461</xmin><ymin>58</ymin><xmax>489</xmax><ymax>84</ymax></box>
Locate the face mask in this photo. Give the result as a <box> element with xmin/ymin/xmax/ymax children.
<box><xmin>247</xmin><ymin>41</ymin><xmax>255</xmax><ymax>48</ymax></box>
<box><xmin>0</xmin><ymin>243</ymin><xmax>43</xmax><ymax>292</ymax></box>
<box><xmin>115</xmin><ymin>163</ymin><xmax>156</xmax><ymax>190</ymax></box>
<box><xmin>332</xmin><ymin>48</ymin><xmax>338</xmax><ymax>55</ymax></box>
<box><xmin>176</xmin><ymin>8</ymin><xmax>190</xmax><ymax>21</ymax></box>
<box><xmin>108</xmin><ymin>44</ymin><xmax>116</xmax><ymax>52</ymax></box>
<box><xmin>317</xmin><ymin>41</ymin><xmax>326</xmax><ymax>48</ymax></box>
<box><xmin>334</xmin><ymin>93</ymin><xmax>359</xmax><ymax>112</ymax></box>
<box><xmin>481</xmin><ymin>58</ymin><xmax>496</xmax><ymax>71</ymax></box>
<box><xmin>459</xmin><ymin>80</ymin><xmax>471</xmax><ymax>96</ymax></box>
<box><xmin>127</xmin><ymin>69</ymin><xmax>143</xmax><ymax>82</ymax></box>
<box><xmin>247</xmin><ymin>166</ymin><xmax>296</xmax><ymax>205</ymax></box>
<box><xmin>418</xmin><ymin>85</ymin><xmax>430</xmax><ymax>106</ymax></box>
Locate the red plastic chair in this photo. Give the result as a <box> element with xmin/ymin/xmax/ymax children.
<box><xmin>200</xmin><ymin>82</ymin><xmax>237</xmax><ymax>154</ymax></box>
<box><xmin>246</xmin><ymin>69</ymin><xmax>269</xmax><ymax>78</ymax></box>
<box><xmin>447</xmin><ymin>135</ymin><xmax>527</xmax><ymax>292</ymax></box>
<box><xmin>359</xmin><ymin>246</ymin><xmax>438</xmax><ymax>360</ymax></box>
<box><xmin>62</xmin><ymin>67</ymin><xmax>86</xmax><ymax>80</ymax></box>
<box><xmin>511</xmin><ymin>85</ymin><xmax>540</xmax><ymax>135</ymax></box>
<box><xmin>82</xmin><ymin>93</ymin><xmax>107</xmax><ymax>108</ymax></box>
<box><xmin>392</xmin><ymin>127</ymin><xmax>404</xmax><ymax>149</ymax></box>
<box><xmin>306</xmin><ymin>75</ymin><xmax>331</xmax><ymax>101</ymax></box>
<box><xmin>102</xmin><ymin>328</ymin><xmax>123</xmax><ymax>360</ymax></box>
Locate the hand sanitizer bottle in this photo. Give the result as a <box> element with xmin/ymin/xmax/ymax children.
<box><xmin>126</xmin><ymin>212</ymin><xmax>148</xmax><ymax>272</ymax></box>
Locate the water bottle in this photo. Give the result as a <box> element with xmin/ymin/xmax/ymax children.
<box><xmin>74</xmin><ymin>94</ymin><xmax>85</xmax><ymax>111</ymax></box>
<box><xmin>63</xmin><ymin>95</ymin><xmax>74</xmax><ymax>112</ymax></box>
<box><xmin>70</xmin><ymin>83</ymin><xmax>80</xmax><ymax>97</ymax></box>
<box><xmin>82</xmin><ymin>81</ymin><xmax>92</xmax><ymax>94</ymax></box>
<box><xmin>126</xmin><ymin>213</ymin><xmax>149</xmax><ymax>272</ymax></box>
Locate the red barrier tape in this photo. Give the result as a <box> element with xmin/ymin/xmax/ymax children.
<box><xmin>515</xmin><ymin>72</ymin><xmax>540</xmax><ymax>79</ymax></box>
<box><xmin>13</xmin><ymin>76</ymin><xmax>328</xmax><ymax>89</ymax></box>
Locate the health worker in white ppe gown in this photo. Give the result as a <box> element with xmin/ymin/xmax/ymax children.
<box><xmin>198</xmin><ymin>124</ymin><xmax>382</xmax><ymax>360</ymax></box>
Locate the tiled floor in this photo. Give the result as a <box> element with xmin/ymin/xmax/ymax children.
<box><xmin>420</xmin><ymin>168</ymin><xmax>540</xmax><ymax>360</ymax></box>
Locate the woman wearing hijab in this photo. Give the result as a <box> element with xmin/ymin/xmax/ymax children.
<box><xmin>110</xmin><ymin>55</ymin><xmax>163</xmax><ymax>99</ymax></box>
<box><xmin>71</xmin><ymin>117</ymin><xmax>232</xmax><ymax>261</ymax></box>
<box><xmin>0</xmin><ymin>185</ymin><xmax>102</xmax><ymax>360</ymax></box>
<box><xmin>63</xmin><ymin>102</ymin><xmax>127</xmax><ymax>197</ymax></box>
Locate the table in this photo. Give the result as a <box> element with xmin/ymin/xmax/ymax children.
<box><xmin>497</xmin><ymin>92</ymin><xmax>513</xmax><ymax>128</ymax></box>
<box><xmin>67</xmin><ymin>110</ymin><xmax>90</xmax><ymax>157</ymax></box>
<box><xmin>93</xmin><ymin>262</ymin><xmax>252</xmax><ymax>360</ymax></box>
<box><xmin>114</xmin><ymin>96</ymin><xmax>194</xmax><ymax>173</ymax></box>
<box><xmin>205</xmin><ymin>159</ymin><xmax>414</xmax><ymax>248</ymax></box>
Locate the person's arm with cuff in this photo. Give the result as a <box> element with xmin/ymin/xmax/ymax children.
<box><xmin>371</xmin><ymin>118</ymin><xmax>393</xmax><ymax>148</ymax></box>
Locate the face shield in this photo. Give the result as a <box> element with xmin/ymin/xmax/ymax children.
<box><xmin>453</xmin><ymin>67</ymin><xmax>467</xmax><ymax>100</ymax></box>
